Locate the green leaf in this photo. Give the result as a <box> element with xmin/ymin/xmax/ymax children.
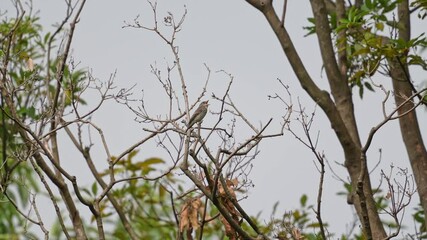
<box><xmin>127</xmin><ymin>150</ymin><xmax>139</xmax><ymax>161</ymax></box>
<box><xmin>359</xmin><ymin>84</ymin><xmax>364</xmax><ymax>98</ymax></box>
<box><xmin>44</xmin><ymin>32</ymin><xmax>51</xmax><ymax>44</ymax></box>
<box><xmin>293</xmin><ymin>210</ymin><xmax>301</xmax><ymax>220</ymax></box>
<box><xmin>422</xmin><ymin>93</ymin><xmax>427</xmax><ymax>104</ymax></box>
<box><xmin>307</xmin><ymin>222</ymin><xmax>322</xmax><ymax>228</ymax></box>
<box><xmin>364</xmin><ymin>82</ymin><xmax>375</xmax><ymax>92</ymax></box>
<box><xmin>17</xmin><ymin>106</ymin><xmax>38</xmax><ymax>119</ymax></box>
<box><xmin>366</xmin><ymin>0</ymin><xmax>373</xmax><ymax>9</ymax></box>
<box><xmin>133</xmin><ymin>157</ymin><xmax>165</xmax><ymax>174</ymax></box>
<box><xmin>158</xmin><ymin>184</ymin><xmax>166</xmax><ymax>200</ymax></box>
<box><xmin>271</xmin><ymin>201</ymin><xmax>279</xmax><ymax>215</ymax></box>
<box><xmin>303</xmin><ymin>18</ymin><xmax>316</xmax><ymax>37</ymax></box>
<box><xmin>382</xmin><ymin>1</ymin><xmax>397</xmax><ymax>13</ymax></box>
<box><xmin>375</xmin><ymin>22</ymin><xmax>384</xmax><ymax>31</ymax></box>
<box><xmin>300</xmin><ymin>194</ymin><xmax>308</xmax><ymax>207</ymax></box>
<box><xmin>91</xmin><ymin>182</ymin><xmax>98</xmax><ymax>196</ymax></box>
<box><xmin>140</xmin><ymin>157</ymin><xmax>165</xmax><ymax>168</ymax></box>
<box><xmin>81</xmin><ymin>188</ymin><xmax>92</xmax><ymax>198</ymax></box>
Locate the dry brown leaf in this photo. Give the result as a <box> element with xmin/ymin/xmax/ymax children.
<box><xmin>179</xmin><ymin>197</ymin><xmax>203</xmax><ymax>233</ymax></box>
<box><xmin>220</xmin><ymin>215</ymin><xmax>238</xmax><ymax>240</ymax></box>
<box><xmin>229</xmin><ymin>178</ymin><xmax>238</xmax><ymax>187</ymax></box>
<box><xmin>179</xmin><ymin>204</ymin><xmax>190</xmax><ymax>232</ymax></box>
<box><xmin>217</xmin><ymin>178</ymin><xmax>242</xmax><ymax>239</ymax></box>
<box><xmin>190</xmin><ymin>198</ymin><xmax>202</xmax><ymax>229</ymax></box>
<box><xmin>219</xmin><ymin>178</ymin><xmax>238</xmax><ymax>198</ymax></box>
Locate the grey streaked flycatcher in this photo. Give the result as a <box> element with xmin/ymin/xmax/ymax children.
<box><xmin>187</xmin><ymin>101</ymin><xmax>209</xmax><ymax>129</ymax></box>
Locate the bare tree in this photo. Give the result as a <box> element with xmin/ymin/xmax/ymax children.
<box><xmin>1</xmin><ymin>0</ymin><xmax>281</xmax><ymax>239</ymax></box>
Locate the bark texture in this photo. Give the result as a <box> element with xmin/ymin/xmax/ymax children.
<box><xmin>390</xmin><ymin>0</ymin><xmax>427</xmax><ymax>226</ymax></box>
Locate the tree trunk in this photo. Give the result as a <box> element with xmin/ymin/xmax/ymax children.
<box><xmin>389</xmin><ymin>0</ymin><xmax>427</xmax><ymax>227</ymax></box>
<box><xmin>244</xmin><ymin>0</ymin><xmax>387</xmax><ymax>237</ymax></box>
<box><xmin>390</xmin><ymin>56</ymin><xmax>427</xmax><ymax>228</ymax></box>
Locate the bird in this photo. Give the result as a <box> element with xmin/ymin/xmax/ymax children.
<box><xmin>187</xmin><ymin>100</ymin><xmax>209</xmax><ymax>129</ymax></box>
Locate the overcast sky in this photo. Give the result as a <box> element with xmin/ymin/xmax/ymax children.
<box><xmin>4</xmin><ymin>0</ymin><xmax>427</xmax><ymax>237</ymax></box>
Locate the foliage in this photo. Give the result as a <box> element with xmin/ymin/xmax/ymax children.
<box><xmin>106</xmin><ymin>151</ymin><xmax>178</xmax><ymax>238</ymax></box>
<box><xmin>413</xmin><ymin>204</ymin><xmax>427</xmax><ymax>237</ymax></box>
<box><xmin>1</xmin><ymin>9</ymin><xmax>86</xmax><ymax>238</ymax></box>
<box><xmin>304</xmin><ymin>0</ymin><xmax>427</xmax><ymax>98</ymax></box>
<box><xmin>334</xmin><ymin>0</ymin><xmax>427</xmax><ymax>98</ymax></box>
<box><xmin>254</xmin><ymin>195</ymin><xmax>329</xmax><ymax>239</ymax></box>
<box><xmin>0</xmin><ymin>14</ymin><xmax>44</xmax><ymax>238</ymax></box>
<box><xmin>411</xmin><ymin>0</ymin><xmax>427</xmax><ymax>19</ymax></box>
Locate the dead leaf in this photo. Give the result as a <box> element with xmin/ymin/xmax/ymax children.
<box><xmin>217</xmin><ymin>178</ymin><xmax>242</xmax><ymax>239</ymax></box>
<box><xmin>179</xmin><ymin>197</ymin><xmax>203</xmax><ymax>233</ymax></box>
<box><xmin>220</xmin><ymin>215</ymin><xmax>238</xmax><ymax>240</ymax></box>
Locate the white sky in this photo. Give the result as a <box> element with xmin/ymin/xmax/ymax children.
<box><xmin>3</xmin><ymin>0</ymin><xmax>427</xmax><ymax>237</ymax></box>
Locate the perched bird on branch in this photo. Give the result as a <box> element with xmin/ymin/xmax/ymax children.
<box><xmin>187</xmin><ymin>100</ymin><xmax>209</xmax><ymax>129</ymax></box>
